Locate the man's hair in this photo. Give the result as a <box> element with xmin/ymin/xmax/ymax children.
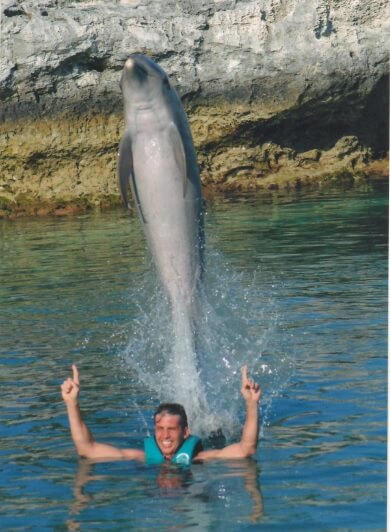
<box><xmin>154</xmin><ymin>403</ymin><xmax>188</xmax><ymax>429</ymax></box>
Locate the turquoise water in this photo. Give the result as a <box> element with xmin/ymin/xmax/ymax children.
<box><xmin>0</xmin><ymin>185</ymin><xmax>387</xmax><ymax>530</ymax></box>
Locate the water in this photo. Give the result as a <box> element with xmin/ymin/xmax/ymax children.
<box><xmin>0</xmin><ymin>185</ymin><xmax>387</xmax><ymax>530</ymax></box>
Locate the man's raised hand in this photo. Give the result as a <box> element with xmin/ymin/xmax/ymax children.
<box><xmin>241</xmin><ymin>365</ymin><xmax>261</xmax><ymax>403</ymax></box>
<box><xmin>61</xmin><ymin>364</ymin><xmax>80</xmax><ymax>404</ymax></box>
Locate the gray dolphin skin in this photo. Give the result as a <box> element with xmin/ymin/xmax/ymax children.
<box><xmin>118</xmin><ymin>54</ymin><xmax>204</xmax><ymax>324</ymax></box>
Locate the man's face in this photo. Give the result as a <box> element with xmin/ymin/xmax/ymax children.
<box><xmin>154</xmin><ymin>413</ymin><xmax>189</xmax><ymax>459</ymax></box>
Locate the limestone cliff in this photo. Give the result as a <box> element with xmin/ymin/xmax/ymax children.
<box><xmin>0</xmin><ymin>0</ymin><xmax>388</xmax><ymax>216</ymax></box>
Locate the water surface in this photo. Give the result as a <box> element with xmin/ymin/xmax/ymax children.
<box><xmin>0</xmin><ymin>185</ymin><xmax>387</xmax><ymax>530</ymax></box>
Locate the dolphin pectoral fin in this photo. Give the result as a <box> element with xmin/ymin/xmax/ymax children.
<box><xmin>118</xmin><ymin>131</ymin><xmax>146</xmax><ymax>224</ymax></box>
<box><xmin>118</xmin><ymin>131</ymin><xmax>133</xmax><ymax>209</ymax></box>
<box><xmin>168</xmin><ymin>123</ymin><xmax>188</xmax><ymax>198</ymax></box>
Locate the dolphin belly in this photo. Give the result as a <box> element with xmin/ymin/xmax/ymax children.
<box><xmin>132</xmin><ymin>131</ymin><xmax>201</xmax><ymax>308</ymax></box>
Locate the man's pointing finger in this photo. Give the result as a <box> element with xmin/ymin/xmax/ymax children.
<box><xmin>72</xmin><ymin>364</ymin><xmax>80</xmax><ymax>386</ymax></box>
<box><xmin>241</xmin><ymin>365</ymin><xmax>248</xmax><ymax>384</ymax></box>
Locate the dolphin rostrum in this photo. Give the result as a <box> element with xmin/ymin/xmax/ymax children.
<box><xmin>118</xmin><ymin>54</ymin><xmax>204</xmax><ymax>331</ymax></box>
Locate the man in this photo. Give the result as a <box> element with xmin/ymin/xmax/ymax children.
<box><xmin>61</xmin><ymin>364</ymin><xmax>261</xmax><ymax>462</ymax></box>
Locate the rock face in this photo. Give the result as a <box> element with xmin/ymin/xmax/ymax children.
<box><xmin>0</xmin><ymin>0</ymin><xmax>388</xmax><ymax>215</ymax></box>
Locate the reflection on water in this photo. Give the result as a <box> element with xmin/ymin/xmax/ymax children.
<box><xmin>0</xmin><ymin>185</ymin><xmax>387</xmax><ymax>530</ymax></box>
<box><xmin>66</xmin><ymin>458</ymin><xmax>263</xmax><ymax>531</ymax></box>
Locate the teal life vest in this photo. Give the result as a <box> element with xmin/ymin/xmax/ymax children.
<box><xmin>144</xmin><ymin>435</ymin><xmax>202</xmax><ymax>465</ymax></box>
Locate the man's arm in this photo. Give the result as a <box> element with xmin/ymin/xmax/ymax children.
<box><xmin>196</xmin><ymin>366</ymin><xmax>261</xmax><ymax>461</ymax></box>
<box><xmin>61</xmin><ymin>365</ymin><xmax>145</xmax><ymax>461</ymax></box>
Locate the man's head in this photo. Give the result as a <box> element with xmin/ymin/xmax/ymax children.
<box><xmin>153</xmin><ymin>403</ymin><xmax>190</xmax><ymax>459</ymax></box>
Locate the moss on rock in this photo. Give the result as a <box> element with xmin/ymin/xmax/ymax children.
<box><xmin>0</xmin><ymin>104</ymin><xmax>387</xmax><ymax>219</ymax></box>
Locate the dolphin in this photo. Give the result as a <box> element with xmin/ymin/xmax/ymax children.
<box><xmin>118</xmin><ymin>54</ymin><xmax>204</xmax><ymax>328</ymax></box>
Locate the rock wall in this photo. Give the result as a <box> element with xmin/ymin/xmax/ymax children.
<box><xmin>0</xmin><ymin>0</ymin><xmax>388</xmax><ymax>215</ymax></box>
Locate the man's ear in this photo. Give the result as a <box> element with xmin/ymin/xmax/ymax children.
<box><xmin>184</xmin><ymin>427</ymin><xmax>190</xmax><ymax>439</ymax></box>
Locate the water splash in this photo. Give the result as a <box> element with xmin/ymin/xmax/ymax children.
<box><xmin>120</xmin><ymin>246</ymin><xmax>293</xmax><ymax>438</ymax></box>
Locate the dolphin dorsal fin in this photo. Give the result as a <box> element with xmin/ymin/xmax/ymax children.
<box><xmin>117</xmin><ymin>130</ymin><xmax>146</xmax><ymax>224</ymax></box>
<box><xmin>168</xmin><ymin>123</ymin><xmax>188</xmax><ymax>198</ymax></box>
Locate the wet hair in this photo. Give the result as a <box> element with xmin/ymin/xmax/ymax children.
<box><xmin>154</xmin><ymin>403</ymin><xmax>188</xmax><ymax>430</ymax></box>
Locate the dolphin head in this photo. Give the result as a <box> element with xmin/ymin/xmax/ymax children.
<box><xmin>120</xmin><ymin>54</ymin><xmax>172</xmax><ymax>113</ymax></box>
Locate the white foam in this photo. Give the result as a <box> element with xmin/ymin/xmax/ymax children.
<box><xmin>120</xmin><ymin>246</ymin><xmax>292</xmax><ymax>439</ymax></box>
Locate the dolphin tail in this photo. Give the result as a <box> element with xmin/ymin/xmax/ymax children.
<box><xmin>118</xmin><ymin>131</ymin><xmax>146</xmax><ymax>224</ymax></box>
